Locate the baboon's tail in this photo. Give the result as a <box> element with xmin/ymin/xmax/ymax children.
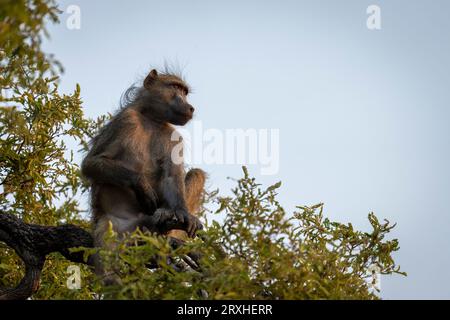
<box><xmin>185</xmin><ymin>168</ymin><xmax>207</xmax><ymax>215</ymax></box>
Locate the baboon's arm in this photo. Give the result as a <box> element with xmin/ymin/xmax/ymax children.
<box><xmin>159</xmin><ymin>159</ymin><xmax>202</xmax><ymax>236</ymax></box>
<box><xmin>160</xmin><ymin>160</ymin><xmax>188</xmax><ymax>211</ymax></box>
<box><xmin>81</xmin><ymin>152</ymin><xmax>156</xmax><ymax>212</ymax></box>
<box><xmin>82</xmin><ymin>155</ymin><xmax>137</xmax><ymax>187</ymax></box>
<box><xmin>167</xmin><ymin>168</ymin><xmax>206</xmax><ymax>240</ymax></box>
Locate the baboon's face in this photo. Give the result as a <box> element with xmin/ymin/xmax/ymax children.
<box><xmin>143</xmin><ymin>69</ymin><xmax>195</xmax><ymax>125</ymax></box>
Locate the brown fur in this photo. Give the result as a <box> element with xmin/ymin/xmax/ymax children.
<box><xmin>81</xmin><ymin>69</ymin><xmax>206</xmax><ymax>282</ymax></box>
<box><xmin>168</xmin><ymin>168</ymin><xmax>206</xmax><ymax>239</ymax></box>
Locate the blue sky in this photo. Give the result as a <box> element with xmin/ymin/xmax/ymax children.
<box><xmin>43</xmin><ymin>0</ymin><xmax>450</xmax><ymax>299</ymax></box>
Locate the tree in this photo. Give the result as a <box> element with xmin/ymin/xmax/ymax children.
<box><xmin>0</xmin><ymin>0</ymin><xmax>102</xmax><ymax>299</ymax></box>
<box><xmin>0</xmin><ymin>0</ymin><xmax>405</xmax><ymax>300</ymax></box>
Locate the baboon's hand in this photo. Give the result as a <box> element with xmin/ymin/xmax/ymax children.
<box><xmin>152</xmin><ymin>208</ymin><xmax>203</xmax><ymax>237</ymax></box>
<box><xmin>175</xmin><ymin>208</ymin><xmax>203</xmax><ymax>238</ymax></box>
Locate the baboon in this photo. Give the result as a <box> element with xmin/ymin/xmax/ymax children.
<box><xmin>81</xmin><ymin>69</ymin><xmax>206</xmax><ymax>279</ymax></box>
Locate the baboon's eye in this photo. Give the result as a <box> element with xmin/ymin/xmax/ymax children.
<box><xmin>172</xmin><ymin>84</ymin><xmax>188</xmax><ymax>96</ymax></box>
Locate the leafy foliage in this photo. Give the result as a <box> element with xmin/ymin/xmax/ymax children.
<box><xmin>0</xmin><ymin>0</ymin><xmax>103</xmax><ymax>299</ymax></box>
<box><xmin>95</xmin><ymin>167</ymin><xmax>404</xmax><ymax>300</ymax></box>
<box><xmin>0</xmin><ymin>0</ymin><xmax>405</xmax><ymax>300</ymax></box>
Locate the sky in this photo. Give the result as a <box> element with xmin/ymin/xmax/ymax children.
<box><xmin>42</xmin><ymin>0</ymin><xmax>450</xmax><ymax>299</ymax></box>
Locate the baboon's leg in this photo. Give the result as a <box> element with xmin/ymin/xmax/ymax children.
<box><xmin>92</xmin><ymin>212</ymin><xmax>148</xmax><ymax>286</ymax></box>
<box><xmin>168</xmin><ymin>168</ymin><xmax>206</xmax><ymax>240</ymax></box>
<box><xmin>91</xmin><ymin>215</ymin><xmax>124</xmax><ymax>286</ymax></box>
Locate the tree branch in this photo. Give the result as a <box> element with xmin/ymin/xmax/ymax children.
<box><xmin>0</xmin><ymin>212</ymin><xmax>93</xmax><ymax>300</ymax></box>
<box><xmin>0</xmin><ymin>210</ymin><xmax>198</xmax><ymax>300</ymax></box>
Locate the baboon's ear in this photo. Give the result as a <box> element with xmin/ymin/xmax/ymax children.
<box><xmin>144</xmin><ymin>69</ymin><xmax>158</xmax><ymax>88</ymax></box>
